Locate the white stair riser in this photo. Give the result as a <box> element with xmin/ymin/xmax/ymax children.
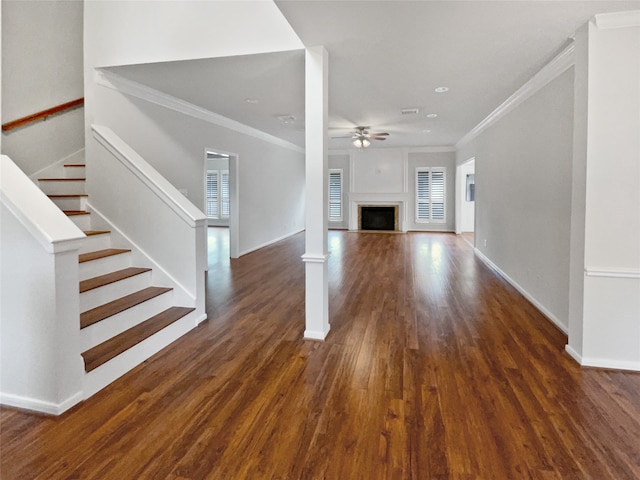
<box><xmin>68</xmin><ymin>214</ymin><xmax>91</xmax><ymax>231</ymax></box>
<box><xmin>80</xmin><ymin>234</ymin><xmax>111</xmax><ymax>254</ymax></box>
<box><xmin>50</xmin><ymin>196</ymin><xmax>88</xmax><ymax>211</ymax></box>
<box><xmin>63</xmin><ymin>166</ymin><xmax>86</xmax><ymax>179</ymax></box>
<box><xmin>83</xmin><ymin>312</ymin><xmax>198</xmax><ymax>400</ymax></box>
<box><xmin>79</xmin><ymin>252</ymin><xmax>132</xmax><ymax>281</ymax></box>
<box><xmin>80</xmin><ymin>291</ymin><xmax>174</xmax><ymax>351</ymax></box>
<box><xmin>80</xmin><ymin>271</ymin><xmax>152</xmax><ymax>312</ymax></box>
<box><xmin>38</xmin><ymin>180</ymin><xmax>86</xmax><ymax>195</ymax></box>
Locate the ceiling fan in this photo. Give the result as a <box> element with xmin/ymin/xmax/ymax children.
<box><xmin>332</xmin><ymin>126</ymin><xmax>389</xmax><ymax>148</ymax></box>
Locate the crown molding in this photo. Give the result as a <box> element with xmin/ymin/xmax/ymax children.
<box><xmin>595</xmin><ymin>10</ymin><xmax>640</xmax><ymax>30</ymax></box>
<box><xmin>456</xmin><ymin>42</ymin><xmax>575</xmax><ymax>149</ymax></box>
<box><xmin>94</xmin><ymin>69</ymin><xmax>305</xmax><ymax>154</ymax></box>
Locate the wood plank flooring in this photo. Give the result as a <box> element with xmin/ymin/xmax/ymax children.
<box><xmin>1</xmin><ymin>229</ymin><xmax>639</xmax><ymax>479</ymax></box>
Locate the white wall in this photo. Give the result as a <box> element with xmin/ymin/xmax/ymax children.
<box><xmin>456</xmin><ymin>68</ymin><xmax>575</xmax><ymax>331</ymax></box>
<box><xmin>92</xmin><ymin>87</ymin><xmax>305</xmax><ymax>256</ymax></box>
<box><xmin>1</xmin><ymin>0</ymin><xmax>84</xmax><ymax>175</ymax></box>
<box><xmin>340</xmin><ymin>147</ymin><xmax>455</xmax><ymax>232</ymax></box>
<box><xmin>568</xmin><ymin>15</ymin><xmax>640</xmax><ymax>370</ymax></box>
<box><xmin>84</xmin><ymin>1</ymin><xmax>302</xmax><ymax>70</ymax></box>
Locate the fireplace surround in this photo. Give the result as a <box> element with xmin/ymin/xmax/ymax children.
<box><xmin>358</xmin><ymin>204</ymin><xmax>399</xmax><ymax>231</ymax></box>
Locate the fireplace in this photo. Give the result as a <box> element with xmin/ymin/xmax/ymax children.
<box><xmin>358</xmin><ymin>205</ymin><xmax>399</xmax><ymax>231</ymax></box>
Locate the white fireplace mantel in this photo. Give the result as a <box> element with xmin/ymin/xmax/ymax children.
<box><xmin>348</xmin><ymin>192</ymin><xmax>410</xmax><ymax>232</ymax></box>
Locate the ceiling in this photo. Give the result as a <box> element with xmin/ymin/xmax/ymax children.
<box><xmin>109</xmin><ymin>0</ymin><xmax>639</xmax><ymax>150</ymax></box>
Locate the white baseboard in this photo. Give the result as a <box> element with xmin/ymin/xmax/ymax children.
<box><xmin>565</xmin><ymin>345</ymin><xmax>640</xmax><ymax>371</ymax></box>
<box><xmin>304</xmin><ymin>329</ymin><xmax>329</xmax><ymax>341</ymax></box>
<box><xmin>0</xmin><ymin>390</ymin><xmax>83</xmax><ymax>415</ymax></box>
<box><xmin>238</xmin><ymin>228</ymin><xmax>304</xmax><ymax>257</ymax></box>
<box><xmin>473</xmin><ymin>248</ymin><xmax>568</xmax><ymax>334</ymax></box>
<box><xmin>564</xmin><ymin>344</ymin><xmax>582</xmax><ymax>364</ymax></box>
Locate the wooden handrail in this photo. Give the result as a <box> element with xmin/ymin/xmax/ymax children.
<box><xmin>2</xmin><ymin>98</ymin><xmax>84</xmax><ymax>132</ymax></box>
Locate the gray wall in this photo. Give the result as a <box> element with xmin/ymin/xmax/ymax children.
<box><xmin>1</xmin><ymin>0</ymin><xmax>84</xmax><ymax>174</ymax></box>
<box><xmin>456</xmin><ymin>68</ymin><xmax>574</xmax><ymax>329</ymax></box>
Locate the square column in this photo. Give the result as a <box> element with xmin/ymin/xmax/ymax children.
<box><xmin>303</xmin><ymin>46</ymin><xmax>330</xmax><ymax>340</ymax></box>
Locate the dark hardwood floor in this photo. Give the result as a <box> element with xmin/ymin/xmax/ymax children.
<box><xmin>1</xmin><ymin>229</ymin><xmax>639</xmax><ymax>479</ymax></box>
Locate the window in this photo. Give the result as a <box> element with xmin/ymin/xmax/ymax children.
<box><xmin>416</xmin><ymin>167</ymin><xmax>446</xmax><ymax>223</ymax></box>
<box><xmin>329</xmin><ymin>169</ymin><xmax>343</xmax><ymax>222</ymax></box>
<box><xmin>206</xmin><ymin>170</ymin><xmax>230</xmax><ymax>219</ymax></box>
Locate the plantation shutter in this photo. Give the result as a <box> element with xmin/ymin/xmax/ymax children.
<box><xmin>221</xmin><ymin>171</ymin><xmax>230</xmax><ymax>218</ymax></box>
<box><xmin>207</xmin><ymin>172</ymin><xmax>219</xmax><ymax>219</ymax></box>
<box><xmin>329</xmin><ymin>170</ymin><xmax>342</xmax><ymax>221</ymax></box>
<box><xmin>431</xmin><ymin>171</ymin><xmax>445</xmax><ymax>221</ymax></box>
<box><xmin>416</xmin><ymin>170</ymin><xmax>430</xmax><ymax>221</ymax></box>
<box><xmin>416</xmin><ymin>168</ymin><xmax>446</xmax><ymax>223</ymax></box>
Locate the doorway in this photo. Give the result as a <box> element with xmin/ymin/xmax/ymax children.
<box><xmin>205</xmin><ymin>149</ymin><xmax>239</xmax><ymax>259</ymax></box>
<box><xmin>455</xmin><ymin>157</ymin><xmax>475</xmax><ymax>246</ymax></box>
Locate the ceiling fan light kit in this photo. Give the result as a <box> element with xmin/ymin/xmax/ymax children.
<box><xmin>334</xmin><ymin>126</ymin><xmax>389</xmax><ymax>149</ymax></box>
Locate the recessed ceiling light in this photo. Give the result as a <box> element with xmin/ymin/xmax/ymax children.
<box><xmin>422</xmin><ymin>129</ymin><xmax>432</xmax><ymax>133</ymax></box>
<box><xmin>245</xmin><ymin>98</ymin><xmax>259</xmax><ymax>104</ymax></box>
<box><xmin>426</xmin><ymin>113</ymin><xmax>438</xmax><ymax>118</ymax></box>
<box><xmin>434</xmin><ymin>87</ymin><xmax>449</xmax><ymax>93</ymax></box>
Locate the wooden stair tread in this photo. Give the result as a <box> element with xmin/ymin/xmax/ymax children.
<box><xmin>79</xmin><ymin>248</ymin><xmax>131</xmax><ymax>263</ymax></box>
<box><xmin>64</xmin><ymin>210</ymin><xmax>90</xmax><ymax>216</ymax></box>
<box><xmin>82</xmin><ymin>306</ymin><xmax>195</xmax><ymax>372</ymax></box>
<box><xmin>38</xmin><ymin>178</ymin><xmax>86</xmax><ymax>181</ymax></box>
<box><xmin>80</xmin><ymin>286</ymin><xmax>173</xmax><ymax>328</ymax></box>
<box><xmin>80</xmin><ymin>267</ymin><xmax>151</xmax><ymax>293</ymax></box>
<box><xmin>48</xmin><ymin>194</ymin><xmax>88</xmax><ymax>198</ymax></box>
<box><xmin>84</xmin><ymin>230</ymin><xmax>110</xmax><ymax>236</ymax></box>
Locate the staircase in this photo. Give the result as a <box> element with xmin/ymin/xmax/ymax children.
<box><xmin>38</xmin><ymin>162</ymin><xmax>195</xmax><ymax>392</ymax></box>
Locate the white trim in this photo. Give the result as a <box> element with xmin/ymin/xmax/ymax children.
<box><xmin>585</xmin><ymin>267</ymin><xmax>640</xmax><ymax>279</ymax></box>
<box><xmin>406</xmin><ymin>146</ymin><xmax>456</xmax><ymax>153</ymax></box>
<box><xmin>92</xmin><ymin>125</ymin><xmax>208</xmax><ymax>229</ymax></box>
<box><xmin>304</xmin><ymin>329</ymin><xmax>329</xmax><ymax>341</ymax></box>
<box><xmin>301</xmin><ymin>253</ymin><xmax>330</xmax><ymax>263</ymax></box>
<box><xmin>0</xmin><ymin>390</ymin><xmax>83</xmax><ymax>415</ymax></box>
<box><xmin>565</xmin><ymin>345</ymin><xmax>640</xmax><ymax>371</ymax></box>
<box><xmin>474</xmin><ymin>248</ymin><xmax>568</xmax><ymax>334</ymax></box>
<box><xmin>95</xmin><ymin>69</ymin><xmax>304</xmax><ymax>154</ymax></box>
<box><xmin>595</xmin><ymin>10</ymin><xmax>640</xmax><ymax>30</ymax></box>
<box><xmin>238</xmin><ymin>228</ymin><xmax>305</xmax><ymax>257</ymax></box>
<box><xmin>456</xmin><ymin>43</ymin><xmax>575</xmax><ymax>148</ymax></box>
<box><xmin>565</xmin><ymin>344</ymin><xmax>582</xmax><ymax>364</ymax></box>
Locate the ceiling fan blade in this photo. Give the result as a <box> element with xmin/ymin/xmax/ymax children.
<box><xmin>371</xmin><ymin>136</ymin><xmax>387</xmax><ymax>141</ymax></box>
<box><xmin>370</xmin><ymin>132</ymin><xmax>389</xmax><ymax>137</ymax></box>
<box><xmin>331</xmin><ymin>135</ymin><xmax>355</xmax><ymax>139</ymax></box>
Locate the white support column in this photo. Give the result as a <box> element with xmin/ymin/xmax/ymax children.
<box><xmin>302</xmin><ymin>46</ymin><xmax>330</xmax><ymax>340</ymax></box>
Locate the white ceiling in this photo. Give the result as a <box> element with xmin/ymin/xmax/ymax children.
<box><xmin>109</xmin><ymin>0</ymin><xmax>639</xmax><ymax>150</ymax></box>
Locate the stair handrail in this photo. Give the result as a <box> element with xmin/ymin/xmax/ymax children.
<box><xmin>0</xmin><ymin>155</ymin><xmax>85</xmax><ymax>253</ymax></box>
<box><xmin>1</xmin><ymin>98</ymin><xmax>84</xmax><ymax>132</ymax></box>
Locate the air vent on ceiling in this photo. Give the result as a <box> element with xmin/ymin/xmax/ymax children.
<box><xmin>401</xmin><ymin>108</ymin><xmax>420</xmax><ymax>115</ymax></box>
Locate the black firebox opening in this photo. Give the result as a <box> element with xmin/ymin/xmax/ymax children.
<box><xmin>360</xmin><ymin>206</ymin><xmax>395</xmax><ymax>231</ymax></box>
